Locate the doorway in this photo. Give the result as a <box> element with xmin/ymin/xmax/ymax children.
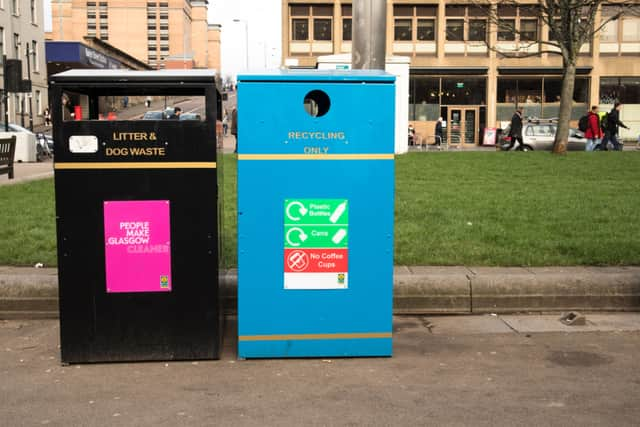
<box><xmin>447</xmin><ymin>107</ymin><xmax>479</xmax><ymax>146</ymax></box>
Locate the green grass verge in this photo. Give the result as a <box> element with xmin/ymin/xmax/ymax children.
<box><xmin>0</xmin><ymin>179</ymin><xmax>57</xmax><ymax>266</ymax></box>
<box><xmin>1</xmin><ymin>152</ymin><xmax>639</xmax><ymax>267</ymax></box>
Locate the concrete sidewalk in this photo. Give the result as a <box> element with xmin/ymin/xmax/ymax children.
<box><xmin>1</xmin><ymin>265</ymin><xmax>638</xmax><ymax>319</ymax></box>
<box><xmin>2</xmin><ymin>316</ymin><xmax>640</xmax><ymax>426</ymax></box>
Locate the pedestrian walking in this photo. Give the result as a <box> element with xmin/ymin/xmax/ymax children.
<box><xmin>507</xmin><ymin>108</ymin><xmax>524</xmax><ymax>151</ymax></box>
<box><xmin>584</xmin><ymin>106</ymin><xmax>602</xmax><ymax>152</ymax></box>
<box><xmin>231</xmin><ymin>108</ymin><xmax>238</xmax><ymax>153</ymax></box>
<box><xmin>122</xmin><ymin>96</ymin><xmax>129</xmax><ymax>109</ymax></box>
<box><xmin>145</xmin><ymin>96</ymin><xmax>152</xmax><ymax>108</ymax></box>
<box><xmin>600</xmin><ymin>102</ymin><xmax>629</xmax><ymax>151</ymax></box>
<box><xmin>435</xmin><ymin>117</ymin><xmax>443</xmax><ymax>149</ymax></box>
<box><xmin>408</xmin><ymin>124</ymin><xmax>416</xmax><ymax>146</ymax></box>
<box><xmin>222</xmin><ymin>111</ymin><xmax>229</xmax><ymax>136</ymax></box>
<box><xmin>43</xmin><ymin>108</ymin><xmax>51</xmax><ymax>127</ymax></box>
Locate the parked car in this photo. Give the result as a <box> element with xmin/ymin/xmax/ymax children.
<box><xmin>179</xmin><ymin>113</ymin><xmax>201</xmax><ymax>121</ymax></box>
<box><xmin>142</xmin><ymin>111</ymin><xmax>166</xmax><ymax>120</ymax></box>
<box><xmin>498</xmin><ymin>120</ymin><xmax>587</xmax><ymax>151</ymax></box>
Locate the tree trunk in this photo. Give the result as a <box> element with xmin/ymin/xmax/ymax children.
<box><xmin>553</xmin><ymin>61</ymin><xmax>577</xmax><ymax>155</ymax></box>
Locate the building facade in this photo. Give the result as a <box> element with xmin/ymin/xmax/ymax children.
<box><xmin>0</xmin><ymin>0</ymin><xmax>48</xmax><ymax>126</ymax></box>
<box><xmin>48</xmin><ymin>0</ymin><xmax>221</xmax><ymax>70</ymax></box>
<box><xmin>282</xmin><ymin>0</ymin><xmax>640</xmax><ymax>145</ymax></box>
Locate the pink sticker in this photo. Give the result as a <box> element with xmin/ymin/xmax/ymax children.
<box><xmin>104</xmin><ymin>200</ymin><xmax>172</xmax><ymax>293</ymax></box>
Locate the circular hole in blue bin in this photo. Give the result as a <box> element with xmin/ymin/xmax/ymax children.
<box><xmin>303</xmin><ymin>90</ymin><xmax>331</xmax><ymax>117</ymax></box>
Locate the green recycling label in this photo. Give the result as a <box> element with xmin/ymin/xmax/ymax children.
<box><xmin>284</xmin><ymin>199</ymin><xmax>348</xmax><ymax>249</ymax></box>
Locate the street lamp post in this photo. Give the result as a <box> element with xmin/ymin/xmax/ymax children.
<box><xmin>25</xmin><ymin>42</ymin><xmax>34</xmax><ymax>131</ymax></box>
<box><xmin>233</xmin><ymin>19</ymin><xmax>249</xmax><ymax>70</ymax></box>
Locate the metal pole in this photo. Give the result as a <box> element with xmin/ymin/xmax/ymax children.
<box><xmin>26</xmin><ymin>42</ymin><xmax>33</xmax><ymax>131</ymax></box>
<box><xmin>233</xmin><ymin>19</ymin><xmax>249</xmax><ymax>69</ymax></box>
<box><xmin>3</xmin><ymin>55</ymin><xmax>8</xmax><ymax>131</ymax></box>
<box><xmin>244</xmin><ymin>21</ymin><xmax>249</xmax><ymax>70</ymax></box>
<box><xmin>351</xmin><ymin>0</ymin><xmax>387</xmax><ymax>70</ymax></box>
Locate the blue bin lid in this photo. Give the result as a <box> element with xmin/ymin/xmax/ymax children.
<box><xmin>237</xmin><ymin>70</ymin><xmax>395</xmax><ymax>83</ymax></box>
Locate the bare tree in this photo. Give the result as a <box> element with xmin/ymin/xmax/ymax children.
<box><xmin>473</xmin><ymin>0</ymin><xmax>639</xmax><ymax>154</ymax></box>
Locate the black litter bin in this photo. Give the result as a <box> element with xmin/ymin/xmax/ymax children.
<box><xmin>51</xmin><ymin>70</ymin><xmax>223</xmax><ymax>363</ymax></box>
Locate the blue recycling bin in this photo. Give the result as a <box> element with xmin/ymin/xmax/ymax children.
<box><xmin>237</xmin><ymin>71</ymin><xmax>395</xmax><ymax>358</ymax></box>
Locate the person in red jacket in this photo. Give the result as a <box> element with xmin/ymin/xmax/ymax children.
<box><xmin>584</xmin><ymin>106</ymin><xmax>602</xmax><ymax>151</ymax></box>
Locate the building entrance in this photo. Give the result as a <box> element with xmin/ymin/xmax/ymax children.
<box><xmin>447</xmin><ymin>107</ymin><xmax>478</xmax><ymax>145</ymax></box>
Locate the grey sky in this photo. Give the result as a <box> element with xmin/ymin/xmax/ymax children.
<box><xmin>44</xmin><ymin>0</ymin><xmax>282</xmax><ymax>78</ymax></box>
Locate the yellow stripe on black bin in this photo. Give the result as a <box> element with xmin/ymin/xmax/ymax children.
<box><xmin>54</xmin><ymin>162</ymin><xmax>217</xmax><ymax>170</ymax></box>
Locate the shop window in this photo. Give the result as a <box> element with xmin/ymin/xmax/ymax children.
<box><xmin>441</xmin><ymin>78</ymin><xmax>486</xmax><ymax>105</ymax></box>
<box><xmin>409</xmin><ymin>76</ymin><xmax>440</xmax><ymax>121</ymax></box>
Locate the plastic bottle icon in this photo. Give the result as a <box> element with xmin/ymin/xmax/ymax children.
<box><xmin>329</xmin><ymin>201</ymin><xmax>347</xmax><ymax>223</ymax></box>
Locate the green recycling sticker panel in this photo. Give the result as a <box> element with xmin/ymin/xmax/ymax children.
<box><xmin>284</xmin><ymin>199</ymin><xmax>349</xmax><ymax>290</ymax></box>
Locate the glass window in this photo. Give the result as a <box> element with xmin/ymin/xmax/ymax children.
<box><xmin>622</xmin><ymin>18</ymin><xmax>640</xmax><ymax>42</ymax></box>
<box><xmin>445</xmin><ymin>6</ymin><xmax>465</xmax><ymax>17</ymax></box>
<box><xmin>32</xmin><ymin>40</ymin><xmax>38</xmax><ymax>71</ymax></box>
<box><xmin>341</xmin><ymin>4</ymin><xmax>351</xmax><ymax>16</ymax></box>
<box><xmin>600</xmin><ymin>20</ymin><xmax>618</xmax><ymax>43</ymax></box>
<box><xmin>520</xmin><ymin>19</ymin><xmax>538</xmax><ymax>42</ymax></box>
<box><xmin>417</xmin><ymin>19</ymin><xmax>435</xmax><ymax>41</ymax></box>
<box><xmin>290</xmin><ymin>5</ymin><xmax>309</xmax><ymax>16</ymax></box>
<box><xmin>342</xmin><ymin>18</ymin><xmax>351</xmax><ymax>41</ymax></box>
<box><xmin>292</xmin><ymin>18</ymin><xmax>308</xmax><ymax>41</ymax></box>
<box><xmin>441</xmin><ymin>78</ymin><xmax>486</xmax><ymax>105</ymax></box>
<box><xmin>446</xmin><ymin>20</ymin><xmax>464</xmax><ymax>41</ymax></box>
<box><xmin>600</xmin><ymin>77</ymin><xmax>640</xmax><ymax>104</ymax></box>
<box><xmin>393</xmin><ymin>5</ymin><xmax>413</xmax><ymax>17</ymax></box>
<box><xmin>312</xmin><ymin>5</ymin><xmax>332</xmax><ymax>16</ymax></box>
<box><xmin>313</xmin><ymin>18</ymin><xmax>332</xmax><ymax>41</ymax></box>
<box><xmin>409</xmin><ymin>76</ymin><xmax>440</xmax><ymax>121</ymax></box>
<box><xmin>468</xmin><ymin>20</ymin><xmax>486</xmax><ymax>42</ymax></box>
<box><xmin>468</xmin><ymin>6</ymin><xmax>489</xmax><ymax>17</ymax></box>
<box><xmin>394</xmin><ymin>19</ymin><xmax>412</xmax><ymax>41</ymax></box>
<box><xmin>416</xmin><ymin>6</ymin><xmax>437</xmax><ymax>17</ymax></box>
<box><xmin>498</xmin><ymin>19</ymin><xmax>516</xmax><ymax>41</ymax></box>
<box><xmin>497</xmin><ymin>5</ymin><xmax>516</xmax><ymax>16</ymax></box>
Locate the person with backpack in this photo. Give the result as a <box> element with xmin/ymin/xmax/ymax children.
<box><xmin>600</xmin><ymin>102</ymin><xmax>629</xmax><ymax>151</ymax></box>
<box><xmin>581</xmin><ymin>106</ymin><xmax>602</xmax><ymax>151</ymax></box>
